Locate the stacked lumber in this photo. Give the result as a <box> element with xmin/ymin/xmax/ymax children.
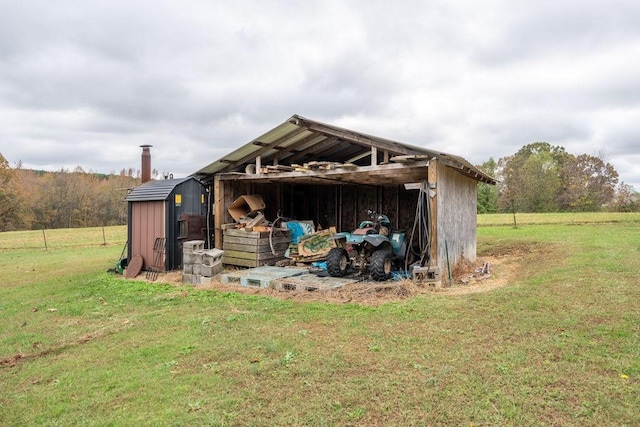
<box><xmin>290</xmin><ymin>161</ymin><xmax>357</xmax><ymax>171</ymax></box>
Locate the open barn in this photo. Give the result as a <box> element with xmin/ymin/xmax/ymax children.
<box><xmin>192</xmin><ymin>114</ymin><xmax>496</xmax><ymax>278</ymax></box>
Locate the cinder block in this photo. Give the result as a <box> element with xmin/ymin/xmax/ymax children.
<box><xmin>183</xmin><ymin>240</ymin><xmax>205</xmax><ymax>253</ymax></box>
<box><xmin>199</xmin><ymin>276</ymin><xmax>213</xmax><ymax>286</ymax></box>
<box><xmin>183</xmin><ymin>263</ymin><xmax>194</xmax><ymax>274</ymax></box>
<box><xmin>202</xmin><ymin>249</ymin><xmax>224</xmax><ymax>266</ymax></box>
<box><xmin>193</xmin><ymin>250</ymin><xmax>204</xmax><ymax>264</ymax></box>
<box><xmin>183</xmin><ymin>253</ymin><xmax>196</xmax><ymax>264</ymax></box>
<box><xmin>182</xmin><ymin>273</ymin><xmax>197</xmax><ymax>285</ymax></box>
<box><xmin>196</xmin><ymin>262</ymin><xmax>223</xmax><ymax>277</ymax></box>
<box><xmin>412</xmin><ymin>266</ymin><xmax>442</xmax><ymax>283</ymax></box>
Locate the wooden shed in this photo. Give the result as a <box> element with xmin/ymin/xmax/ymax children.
<box><xmin>125</xmin><ymin>177</ymin><xmax>209</xmax><ymax>272</ymax></box>
<box><xmin>192</xmin><ymin>114</ymin><xmax>496</xmax><ymax>274</ymax></box>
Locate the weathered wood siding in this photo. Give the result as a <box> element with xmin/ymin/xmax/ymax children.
<box><xmin>436</xmin><ymin>165</ymin><xmax>477</xmax><ymax>270</ymax></box>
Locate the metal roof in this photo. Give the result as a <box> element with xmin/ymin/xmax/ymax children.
<box><xmin>124</xmin><ymin>177</ymin><xmax>195</xmax><ymax>202</ymax></box>
<box><xmin>192</xmin><ymin>114</ymin><xmax>496</xmax><ymax>185</ymax></box>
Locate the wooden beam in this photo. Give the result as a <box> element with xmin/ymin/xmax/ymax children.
<box><xmin>294</xmin><ymin>116</ymin><xmax>417</xmax><ymax>156</ymax></box>
<box><xmin>274</xmin><ymin>132</ymin><xmax>326</xmax><ymax>160</ymax></box>
<box><xmin>346</xmin><ymin>151</ymin><xmax>370</xmax><ymax>163</ymax></box>
<box><xmin>285</xmin><ymin>136</ymin><xmax>339</xmax><ymax>163</ymax></box>
<box><xmin>225</xmin><ymin>127</ymin><xmax>308</xmax><ymax>170</ymax></box>
<box><xmin>428</xmin><ymin>159</ymin><xmax>438</xmax><ymax>266</ymax></box>
<box><xmin>218</xmin><ymin>161</ymin><xmax>430</xmax><ymax>186</ymax></box>
<box><xmin>371</xmin><ymin>146</ymin><xmax>378</xmax><ymax>166</ymax></box>
<box><xmin>213</xmin><ymin>175</ymin><xmax>224</xmax><ymax>249</ymax></box>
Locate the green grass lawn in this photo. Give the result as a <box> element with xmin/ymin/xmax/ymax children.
<box><xmin>1</xmin><ymin>217</ymin><xmax>639</xmax><ymax>425</ymax></box>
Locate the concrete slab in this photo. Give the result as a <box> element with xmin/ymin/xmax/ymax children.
<box><xmin>273</xmin><ymin>274</ymin><xmax>358</xmax><ymax>292</ymax></box>
<box><xmin>220</xmin><ymin>266</ymin><xmax>308</xmax><ymax>288</ymax></box>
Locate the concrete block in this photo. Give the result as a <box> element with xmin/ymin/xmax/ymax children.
<box><xmin>196</xmin><ymin>262</ymin><xmax>223</xmax><ymax>277</ymax></box>
<box><xmin>412</xmin><ymin>266</ymin><xmax>442</xmax><ymax>283</ymax></box>
<box><xmin>193</xmin><ymin>250</ymin><xmax>204</xmax><ymax>264</ymax></box>
<box><xmin>183</xmin><ymin>253</ymin><xmax>196</xmax><ymax>264</ymax></box>
<box><xmin>199</xmin><ymin>276</ymin><xmax>213</xmax><ymax>286</ymax></box>
<box><xmin>182</xmin><ymin>273</ymin><xmax>198</xmax><ymax>285</ymax></box>
<box><xmin>183</xmin><ymin>263</ymin><xmax>194</xmax><ymax>274</ymax></box>
<box><xmin>183</xmin><ymin>251</ymin><xmax>204</xmax><ymax>265</ymax></box>
<box><xmin>183</xmin><ymin>240</ymin><xmax>205</xmax><ymax>252</ymax></box>
<box><xmin>202</xmin><ymin>249</ymin><xmax>224</xmax><ymax>265</ymax></box>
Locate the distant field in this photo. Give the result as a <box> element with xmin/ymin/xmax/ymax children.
<box><xmin>0</xmin><ymin>216</ymin><xmax>638</xmax><ymax>425</ymax></box>
<box><xmin>0</xmin><ymin>226</ymin><xmax>126</xmax><ymax>288</ymax></box>
<box><xmin>0</xmin><ymin>225</ymin><xmax>127</xmax><ymax>251</ymax></box>
<box><xmin>478</xmin><ymin>211</ymin><xmax>640</xmax><ymax>226</ymax></box>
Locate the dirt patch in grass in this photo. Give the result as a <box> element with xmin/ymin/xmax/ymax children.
<box><xmin>132</xmin><ymin>241</ymin><xmax>555</xmax><ymax>305</ymax></box>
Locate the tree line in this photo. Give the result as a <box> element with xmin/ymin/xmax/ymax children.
<box><xmin>0</xmin><ymin>153</ymin><xmax>141</xmax><ymax>231</ymax></box>
<box><xmin>1</xmin><ymin>143</ymin><xmax>637</xmax><ymax>232</ymax></box>
<box><xmin>476</xmin><ymin>142</ymin><xmax>638</xmax><ymax>213</ymax></box>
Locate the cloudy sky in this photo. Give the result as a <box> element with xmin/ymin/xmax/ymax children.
<box><xmin>1</xmin><ymin>0</ymin><xmax>639</xmax><ymax>188</ymax></box>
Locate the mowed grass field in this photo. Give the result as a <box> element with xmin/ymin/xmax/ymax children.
<box><xmin>1</xmin><ymin>215</ymin><xmax>639</xmax><ymax>425</ymax></box>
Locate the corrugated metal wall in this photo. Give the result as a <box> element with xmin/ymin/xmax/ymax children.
<box><xmin>130</xmin><ymin>201</ymin><xmax>166</xmax><ymax>270</ymax></box>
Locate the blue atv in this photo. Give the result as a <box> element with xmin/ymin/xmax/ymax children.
<box><xmin>326</xmin><ymin>210</ymin><xmax>409</xmax><ymax>281</ymax></box>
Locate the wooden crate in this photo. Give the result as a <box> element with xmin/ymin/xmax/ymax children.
<box><xmin>223</xmin><ymin>228</ymin><xmax>291</xmax><ymax>268</ymax></box>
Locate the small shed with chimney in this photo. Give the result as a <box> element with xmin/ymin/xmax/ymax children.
<box><xmin>125</xmin><ymin>146</ymin><xmax>209</xmax><ymax>272</ymax></box>
<box><xmin>192</xmin><ymin>114</ymin><xmax>496</xmax><ymax>277</ymax></box>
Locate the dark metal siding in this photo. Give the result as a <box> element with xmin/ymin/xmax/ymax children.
<box><xmin>127</xmin><ymin>177</ymin><xmax>208</xmax><ymax>271</ymax></box>
<box><xmin>165</xmin><ymin>179</ymin><xmax>208</xmax><ymax>270</ymax></box>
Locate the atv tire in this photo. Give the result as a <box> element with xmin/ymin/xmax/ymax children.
<box><xmin>370</xmin><ymin>250</ymin><xmax>392</xmax><ymax>281</ymax></box>
<box><xmin>327</xmin><ymin>247</ymin><xmax>349</xmax><ymax>277</ymax></box>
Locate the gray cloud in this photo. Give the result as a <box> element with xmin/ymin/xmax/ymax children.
<box><xmin>0</xmin><ymin>0</ymin><xmax>639</xmax><ymax>189</ymax></box>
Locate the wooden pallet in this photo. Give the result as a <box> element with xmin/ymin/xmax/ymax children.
<box><xmin>272</xmin><ymin>274</ymin><xmax>357</xmax><ymax>292</ymax></box>
<box><xmin>222</xmin><ymin>228</ymin><xmax>292</xmax><ymax>267</ymax></box>
<box><xmin>220</xmin><ymin>266</ymin><xmax>308</xmax><ymax>288</ymax></box>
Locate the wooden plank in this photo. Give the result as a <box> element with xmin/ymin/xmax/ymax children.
<box><xmin>223</xmin><ymin>256</ymin><xmax>284</xmax><ymax>268</ymax></box>
<box><xmin>218</xmin><ymin>161</ymin><xmax>430</xmax><ymax>186</ymax></box>
<box><xmin>223</xmin><ymin>228</ymin><xmax>291</xmax><ymax>239</ymax></box>
<box><xmin>223</xmin><ymin>256</ymin><xmax>260</xmax><ymax>268</ymax></box>
<box><xmin>214</xmin><ymin>176</ymin><xmax>224</xmax><ymax>249</ymax></box>
<box><xmin>222</xmin><ymin>235</ymin><xmax>291</xmax><ymax>246</ymax></box>
<box><xmin>222</xmin><ymin>242</ymin><xmax>289</xmax><ymax>253</ymax></box>
<box><xmin>222</xmin><ymin>249</ymin><xmax>284</xmax><ymax>261</ymax></box>
<box><xmin>428</xmin><ymin>159</ymin><xmax>438</xmax><ymax>265</ymax></box>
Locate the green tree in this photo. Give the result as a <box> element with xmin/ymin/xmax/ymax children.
<box><xmin>476</xmin><ymin>158</ymin><xmax>499</xmax><ymax>213</ymax></box>
<box><xmin>0</xmin><ymin>153</ymin><xmax>20</xmax><ymax>230</ymax></box>
<box><xmin>498</xmin><ymin>142</ymin><xmax>565</xmax><ymax>213</ymax></box>
<box><xmin>556</xmin><ymin>154</ymin><xmax>619</xmax><ymax>211</ymax></box>
<box><xmin>611</xmin><ymin>182</ymin><xmax>638</xmax><ymax>212</ymax></box>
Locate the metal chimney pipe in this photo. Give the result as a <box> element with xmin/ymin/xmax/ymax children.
<box><xmin>140</xmin><ymin>145</ymin><xmax>152</xmax><ymax>183</ymax></box>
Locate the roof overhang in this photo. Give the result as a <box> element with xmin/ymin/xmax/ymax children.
<box><xmin>192</xmin><ymin>114</ymin><xmax>497</xmax><ymax>186</ymax></box>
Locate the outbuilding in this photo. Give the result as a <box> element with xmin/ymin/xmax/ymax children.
<box><xmin>124</xmin><ymin>176</ymin><xmax>209</xmax><ymax>272</ymax></box>
<box><xmin>192</xmin><ymin>114</ymin><xmax>496</xmax><ymax>277</ymax></box>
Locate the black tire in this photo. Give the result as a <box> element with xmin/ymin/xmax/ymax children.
<box><xmin>370</xmin><ymin>250</ymin><xmax>392</xmax><ymax>281</ymax></box>
<box><xmin>327</xmin><ymin>247</ymin><xmax>349</xmax><ymax>277</ymax></box>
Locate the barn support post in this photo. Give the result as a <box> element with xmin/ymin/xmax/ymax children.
<box><xmin>428</xmin><ymin>159</ymin><xmax>438</xmax><ymax>265</ymax></box>
<box><xmin>214</xmin><ymin>175</ymin><xmax>224</xmax><ymax>249</ymax></box>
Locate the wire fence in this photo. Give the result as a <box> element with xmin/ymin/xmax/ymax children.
<box><xmin>0</xmin><ymin>225</ymin><xmax>127</xmax><ymax>251</ymax></box>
